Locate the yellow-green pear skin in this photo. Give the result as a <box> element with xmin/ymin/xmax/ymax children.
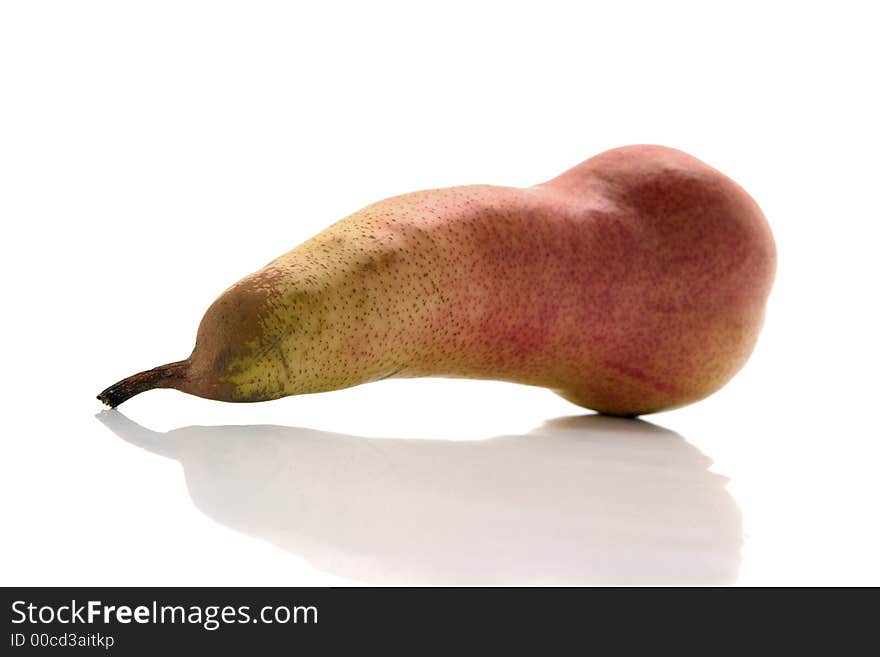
<box><xmin>99</xmin><ymin>145</ymin><xmax>776</xmax><ymax>416</ymax></box>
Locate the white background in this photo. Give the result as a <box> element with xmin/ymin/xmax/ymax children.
<box><xmin>1</xmin><ymin>1</ymin><xmax>877</xmax><ymax>586</ymax></box>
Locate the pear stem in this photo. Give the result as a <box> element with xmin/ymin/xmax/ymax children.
<box><xmin>97</xmin><ymin>361</ymin><xmax>189</xmax><ymax>408</ymax></box>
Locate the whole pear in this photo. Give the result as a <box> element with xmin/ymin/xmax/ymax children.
<box><xmin>99</xmin><ymin>145</ymin><xmax>776</xmax><ymax>415</ymax></box>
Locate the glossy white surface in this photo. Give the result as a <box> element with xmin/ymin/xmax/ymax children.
<box><xmin>1</xmin><ymin>1</ymin><xmax>877</xmax><ymax>586</ymax></box>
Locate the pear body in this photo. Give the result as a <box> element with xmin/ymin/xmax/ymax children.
<box><xmin>100</xmin><ymin>145</ymin><xmax>776</xmax><ymax>415</ymax></box>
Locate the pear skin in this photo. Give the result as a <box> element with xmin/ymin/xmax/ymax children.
<box><xmin>98</xmin><ymin>145</ymin><xmax>776</xmax><ymax>416</ymax></box>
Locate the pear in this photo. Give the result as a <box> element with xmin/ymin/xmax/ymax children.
<box><xmin>98</xmin><ymin>145</ymin><xmax>776</xmax><ymax>415</ymax></box>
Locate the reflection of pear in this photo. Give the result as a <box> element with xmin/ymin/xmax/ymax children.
<box><xmin>98</xmin><ymin>145</ymin><xmax>775</xmax><ymax>416</ymax></box>
<box><xmin>98</xmin><ymin>412</ymin><xmax>742</xmax><ymax>585</ymax></box>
